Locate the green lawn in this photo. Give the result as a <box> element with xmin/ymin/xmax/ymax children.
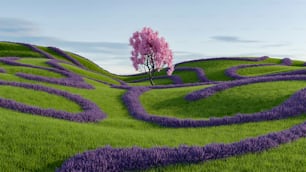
<box><xmin>0</xmin><ymin>42</ymin><xmax>42</xmax><ymax>58</ymax></box>
<box><xmin>17</xmin><ymin>58</ymin><xmax>53</xmax><ymax>68</ymax></box>
<box><xmin>1</xmin><ymin>78</ymin><xmax>305</xmax><ymax>171</ymax></box>
<box><xmin>0</xmin><ymin>42</ymin><xmax>305</xmax><ymax>172</ymax></box>
<box><xmin>0</xmin><ymin>85</ymin><xmax>81</xmax><ymax>113</ymax></box>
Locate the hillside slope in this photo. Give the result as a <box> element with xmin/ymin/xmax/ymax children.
<box><xmin>0</xmin><ymin>41</ymin><xmax>305</xmax><ymax>172</ymax></box>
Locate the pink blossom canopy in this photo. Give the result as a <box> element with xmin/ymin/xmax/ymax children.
<box><xmin>129</xmin><ymin>27</ymin><xmax>174</xmax><ymax>75</ymax></box>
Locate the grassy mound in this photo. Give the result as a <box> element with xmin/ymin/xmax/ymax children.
<box><xmin>0</xmin><ymin>41</ymin><xmax>305</xmax><ymax>171</ymax></box>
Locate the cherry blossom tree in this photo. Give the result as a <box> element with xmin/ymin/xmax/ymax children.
<box><xmin>129</xmin><ymin>27</ymin><xmax>174</xmax><ymax>85</ymax></box>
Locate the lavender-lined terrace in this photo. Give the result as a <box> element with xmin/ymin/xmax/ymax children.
<box><xmin>0</xmin><ymin>80</ymin><xmax>105</xmax><ymax>122</ymax></box>
<box><xmin>2</xmin><ymin>42</ymin><xmax>306</xmax><ymax>171</ymax></box>
<box><xmin>16</xmin><ymin>73</ymin><xmax>93</xmax><ymax>89</ymax></box>
<box><xmin>48</xmin><ymin>47</ymin><xmax>86</xmax><ymax>69</ymax></box>
<box><xmin>122</xmin><ymin>81</ymin><xmax>306</xmax><ymax>127</ymax></box>
<box><xmin>18</xmin><ymin>43</ymin><xmax>55</xmax><ymax>59</ymax></box>
<box><xmin>58</xmin><ymin>66</ymin><xmax>306</xmax><ymax>171</ymax></box>
<box><xmin>0</xmin><ymin>57</ymin><xmax>94</xmax><ymax>89</ymax></box>
<box><xmin>46</xmin><ymin>59</ymin><xmax>70</xmax><ymax>71</ymax></box>
<box><xmin>0</xmin><ymin>57</ymin><xmax>71</xmax><ymax>77</ymax></box>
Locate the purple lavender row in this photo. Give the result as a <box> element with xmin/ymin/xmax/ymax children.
<box><xmin>115</xmin><ymin>78</ymin><xmax>128</xmax><ymax>86</ymax></box>
<box><xmin>175</xmin><ymin>67</ymin><xmax>210</xmax><ymax>82</ymax></box>
<box><xmin>61</xmin><ymin>52</ymin><xmax>127</xmax><ymax>86</ymax></box>
<box><xmin>130</xmin><ymin>75</ymin><xmax>183</xmax><ymax>84</ymax></box>
<box><xmin>186</xmin><ymin>75</ymin><xmax>306</xmax><ymax>101</ymax></box>
<box><xmin>175</xmin><ymin>56</ymin><xmax>269</xmax><ymax>66</ymax></box>
<box><xmin>281</xmin><ymin>58</ymin><xmax>292</xmax><ymax>66</ymax></box>
<box><xmin>0</xmin><ymin>80</ymin><xmax>105</xmax><ymax>122</ymax></box>
<box><xmin>18</xmin><ymin>43</ymin><xmax>55</xmax><ymax>59</ymax></box>
<box><xmin>16</xmin><ymin>73</ymin><xmax>93</xmax><ymax>89</ymax></box>
<box><xmin>57</xmin><ymin>120</ymin><xmax>306</xmax><ymax>171</ymax></box>
<box><xmin>3</xmin><ymin>57</ymin><xmax>85</xmax><ymax>81</ymax></box>
<box><xmin>225</xmin><ymin>64</ymin><xmax>277</xmax><ymax>79</ymax></box>
<box><xmin>46</xmin><ymin>59</ymin><xmax>126</xmax><ymax>86</ymax></box>
<box><xmin>0</xmin><ymin>58</ymin><xmax>93</xmax><ymax>89</ymax></box>
<box><xmin>48</xmin><ymin>47</ymin><xmax>86</xmax><ymax>69</ymax></box>
<box><xmin>46</xmin><ymin>59</ymin><xmax>70</xmax><ymax>71</ymax></box>
<box><xmin>44</xmin><ymin>46</ymin><xmax>128</xmax><ymax>85</ymax></box>
<box><xmin>16</xmin><ymin>42</ymin><xmax>126</xmax><ymax>85</ymax></box>
<box><xmin>0</xmin><ymin>68</ymin><xmax>5</xmax><ymax>73</ymax></box>
<box><xmin>0</xmin><ymin>57</ymin><xmax>71</xmax><ymax>77</ymax></box>
<box><xmin>122</xmin><ymin>82</ymin><xmax>306</xmax><ymax>128</ymax></box>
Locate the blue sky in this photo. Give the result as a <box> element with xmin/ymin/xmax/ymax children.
<box><xmin>1</xmin><ymin>0</ymin><xmax>306</xmax><ymax>74</ymax></box>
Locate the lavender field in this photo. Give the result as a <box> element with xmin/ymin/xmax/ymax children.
<box><xmin>0</xmin><ymin>41</ymin><xmax>305</xmax><ymax>172</ymax></box>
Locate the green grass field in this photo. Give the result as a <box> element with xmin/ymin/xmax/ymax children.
<box><xmin>0</xmin><ymin>41</ymin><xmax>305</xmax><ymax>172</ymax></box>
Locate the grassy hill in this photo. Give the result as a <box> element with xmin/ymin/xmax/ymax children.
<box><xmin>0</xmin><ymin>41</ymin><xmax>305</xmax><ymax>172</ymax></box>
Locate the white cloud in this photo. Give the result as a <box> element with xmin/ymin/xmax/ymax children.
<box><xmin>211</xmin><ymin>36</ymin><xmax>260</xmax><ymax>43</ymax></box>
<box><xmin>0</xmin><ymin>17</ymin><xmax>39</xmax><ymax>36</ymax></box>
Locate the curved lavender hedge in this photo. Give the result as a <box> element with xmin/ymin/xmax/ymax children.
<box><xmin>18</xmin><ymin>43</ymin><xmax>55</xmax><ymax>59</ymax></box>
<box><xmin>186</xmin><ymin>75</ymin><xmax>306</xmax><ymax>101</ymax></box>
<box><xmin>175</xmin><ymin>67</ymin><xmax>210</xmax><ymax>82</ymax></box>
<box><xmin>57</xmin><ymin>120</ymin><xmax>306</xmax><ymax>171</ymax></box>
<box><xmin>48</xmin><ymin>47</ymin><xmax>86</xmax><ymax>69</ymax></box>
<box><xmin>46</xmin><ymin>59</ymin><xmax>70</xmax><ymax>71</ymax></box>
<box><xmin>47</xmin><ymin>56</ymin><xmax>127</xmax><ymax>86</ymax></box>
<box><xmin>16</xmin><ymin>73</ymin><xmax>93</xmax><ymax>89</ymax></box>
<box><xmin>0</xmin><ymin>57</ymin><xmax>70</xmax><ymax>76</ymax></box>
<box><xmin>0</xmin><ymin>57</ymin><xmax>94</xmax><ymax>89</ymax></box>
<box><xmin>281</xmin><ymin>58</ymin><xmax>292</xmax><ymax>66</ymax></box>
<box><xmin>46</xmin><ymin>59</ymin><xmax>127</xmax><ymax>86</ymax></box>
<box><xmin>0</xmin><ymin>80</ymin><xmax>105</xmax><ymax>122</ymax></box>
<box><xmin>122</xmin><ymin>83</ymin><xmax>306</xmax><ymax>127</ymax></box>
<box><xmin>115</xmin><ymin>78</ymin><xmax>128</xmax><ymax>86</ymax></box>
<box><xmin>15</xmin><ymin>42</ymin><xmax>127</xmax><ymax>86</ymax></box>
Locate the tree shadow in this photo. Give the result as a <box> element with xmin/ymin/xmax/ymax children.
<box><xmin>34</xmin><ymin>159</ymin><xmax>63</xmax><ymax>172</ymax></box>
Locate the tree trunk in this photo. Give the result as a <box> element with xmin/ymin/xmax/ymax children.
<box><xmin>147</xmin><ymin>54</ymin><xmax>155</xmax><ymax>85</ymax></box>
<box><xmin>148</xmin><ymin>69</ymin><xmax>155</xmax><ymax>85</ymax></box>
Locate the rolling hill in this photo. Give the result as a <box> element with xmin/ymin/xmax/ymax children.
<box><xmin>0</xmin><ymin>41</ymin><xmax>305</xmax><ymax>172</ymax></box>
